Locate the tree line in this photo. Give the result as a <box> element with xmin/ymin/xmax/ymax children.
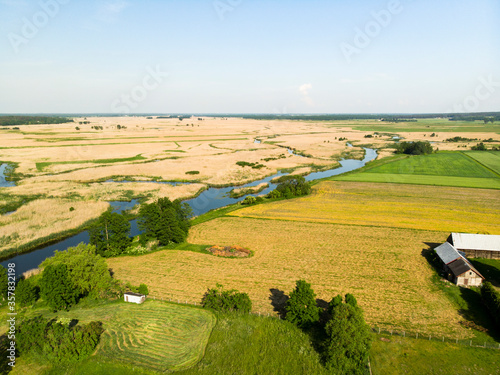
<box><xmin>0</xmin><ymin>116</ymin><xmax>74</xmax><ymax>126</ymax></box>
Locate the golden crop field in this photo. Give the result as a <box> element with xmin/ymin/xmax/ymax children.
<box><xmin>232</xmin><ymin>181</ymin><xmax>500</xmax><ymax>234</ymax></box>
<box><xmin>109</xmin><ymin>217</ymin><xmax>465</xmax><ymax>337</ymax></box>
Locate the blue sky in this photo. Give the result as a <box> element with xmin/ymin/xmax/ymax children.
<box><xmin>0</xmin><ymin>0</ymin><xmax>499</xmax><ymax>113</ymax></box>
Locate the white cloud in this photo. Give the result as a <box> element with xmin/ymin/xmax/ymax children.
<box><xmin>94</xmin><ymin>0</ymin><xmax>130</xmax><ymax>23</ymax></box>
<box><xmin>299</xmin><ymin>83</ymin><xmax>314</xmax><ymax>106</ymax></box>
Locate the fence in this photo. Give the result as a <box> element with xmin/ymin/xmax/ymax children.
<box><xmin>370</xmin><ymin>327</ymin><xmax>500</xmax><ymax>350</ymax></box>
<box><xmin>145</xmin><ymin>296</ymin><xmax>500</xmax><ymax>351</ymax></box>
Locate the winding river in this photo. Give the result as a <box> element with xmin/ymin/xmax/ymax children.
<box><xmin>1</xmin><ymin>148</ymin><xmax>377</xmax><ymax>274</ymax></box>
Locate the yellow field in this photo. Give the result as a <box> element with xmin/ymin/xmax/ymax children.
<box><xmin>232</xmin><ymin>181</ymin><xmax>500</xmax><ymax>234</ymax></box>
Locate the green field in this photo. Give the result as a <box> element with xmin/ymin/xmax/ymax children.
<box><xmin>349</xmin><ymin>118</ymin><xmax>500</xmax><ymax>133</ymax></box>
<box><xmin>12</xmin><ymin>300</ymin><xmax>215</xmax><ymax>374</ymax></box>
<box><xmin>371</xmin><ymin>334</ymin><xmax>500</xmax><ymax>375</ymax></box>
<box><xmin>334</xmin><ymin>152</ymin><xmax>500</xmax><ymax>189</ymax></box>
<box><xmin>466</xmin><ymin>151</ymin><xmax>500</xmax><ymax>174</ymax></box>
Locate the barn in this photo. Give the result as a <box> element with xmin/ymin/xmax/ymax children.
<box><xmin>124</xmin><ymin>292</ymin><xmax>146</xmax><ymax>304</ymax></box>
<box><xmin>434</xmin><ymin>242</ymin><xmax>484</xmax><ymax>287</ymax></box>
<box><xmin>447</xmin><ymin>233</ymin><xmax>500</xmax><ymax>259</ymax></box>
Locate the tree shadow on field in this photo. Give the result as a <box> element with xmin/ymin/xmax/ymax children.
<box><xmin>269</xmin><ymin>288</ymin><xmax>288</xmax><ymax>318</ymax></box>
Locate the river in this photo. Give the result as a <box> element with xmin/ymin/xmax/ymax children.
<box><xmin>1</xmin><ymin>148</ymin><xmax>377</xmax><ymax>275</ymax></box>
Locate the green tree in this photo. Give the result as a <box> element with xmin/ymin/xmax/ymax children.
<box><xmin>395</xmin><ymin>141</ymin><xmax>434</xmax><ymax>155</ymax></box>
<box><xmin>0</xmin><ymin>265</ymin><xmax>7</xmax><ymax>302</ymax></box>
<box><xmin>16</xmin><ymin>278</ymin><xmax>39</xmax><ymax>307</ymax></box>
<box><xmin>323</xmin><ymin>296</ymin><xmax>371</xmax><ymax>375</ymax></box>
<box><xmin>89</xmin><ymin>211</ymin><xmax>131</xmax><ymax>257</ymax></box>
<box><xmin>40</xmin><ymin>243</ymin><xmax>115</xmax><ymax>298</ymax></box>
<box><xmin>138</xmin><ymin>197</ymin><xmax>192</xmax><ymax>246</ymax></box>
<box><xmin>40</xmin><ymin>264</ymin><xmax>79</xmax><ymax>311</ymax></box>
<box><xmin>138</xmin><ymin>283</ymin><xmax>149</xmax><ymax>295</ymax></box>
<box><xmin>285</xmin><ymin>279</ymin><xmax>320</xmax><ymax>328</ymax></box>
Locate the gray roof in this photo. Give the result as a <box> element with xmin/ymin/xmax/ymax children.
<box><xmin>449</xmin><ymin>233</ymin><xmax>500</xmax><ymax>252</ymax></box>
<box><xmin>435</xmin><ymin>242</ymin><xmax>461</xmax><ymax>265</ymax></box>
<box><xmin>447</xmin><ymin>257</ymin><xmax>485</xmax><ymax>279</ymax></box>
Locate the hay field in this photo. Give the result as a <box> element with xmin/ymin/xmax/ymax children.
<box><xmin>109</xmin><ymin>218</ymin><xmax>465</xmax><ymax>336</ymax></box>
<box><xmin>21</xmin><ymin>300</ymin><xmax>215</xmax><ymax>373</ymax></box>
<box><xmin>232</xmin><ymin>181</ymin><xmax>500</xmax><ymax>234</ymax></box>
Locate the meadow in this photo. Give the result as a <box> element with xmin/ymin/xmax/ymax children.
<box><xmin>8</xmin><ymin>300</ymin><xmax>215</xmax><ymax>374</ymax></box>
<box><xmin>335</xmin><ymin>151</ymin><xmax>500</xmax><ymax>189</ymax></box>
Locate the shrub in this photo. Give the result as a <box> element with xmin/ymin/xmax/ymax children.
<box><xmin>69</xmin><ymin>207</ymin><xmax>75</xmax><ymax>212</ymax></box>
<box><xmin>201</xmin><ymin>284</ymin><xmax>252</xmax><ymax>313</ymax></box>
<box><xmin>185</xmin><ymin>170</ymin><xmax>200</xmax><ymax>175</ymax></box>
<box><xmin>18</xmin><ymin>316</ymin><xmax>103</xmax><ymax>363</ymax></box>
<box><xmin>241</xmin><ymin>196</ymin><xmax>257</xmax><ymax>205</ymax></box>
<box><xmin>471</xmin><ymin>142</ymin><xmax>487</xmax><ymax>151</ymax></box>
<box><xmin>274</xmin><ymin>175</ymin><xmax>311</xmax><ymax>199</ymax></box>
<box><xmin>285</xmin><ymin>279</ymin><xmax>320</xmax><ymax>328</ymax></box>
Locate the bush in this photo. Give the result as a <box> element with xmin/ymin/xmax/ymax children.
<box><xmin>285</xmin><ymin>279</ymin><xmax>320</xmax><ymax>328</ymax></box>
<box><xmin>471</xmin><ymin>142</ymin><xmax>487</xmax><ymax>151</ymax></box>
<box><xmin>18</xmin><ymin>316</ymin><xmax>103</xmax><ymax>363</ymax></box>
<box><xmin>201</xmin><ymin>284</ymin><xmax>252</xmax><ymax>313</ymax></box>
<box><xmin>185</xmin><ymin>170</ymin><xmax>200</xmax><ymax>175</ymax></box>
<box><xmin>241</xmin><ymin>196</ymin><xmax>257</xmax><ymax>205</ymax></box>
<box><xmin>395</xmin><ymin>141</ymin><xmax>434</xmax><ymax>155</ymax></box>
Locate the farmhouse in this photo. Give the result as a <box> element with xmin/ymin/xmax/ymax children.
<box><xmin>434</xmin><ymin>242</ymin><xmax>484</xmax><ymax>287</ymax></box>
<box><xmin>447</xmin><ymin>233</ymin><xmax>500</xmax><ymax>259</ymax></box>
<box><xmin>124</xmin><ymin>292</ymin><xmax>146</xmax><ymax>304</ymax></box>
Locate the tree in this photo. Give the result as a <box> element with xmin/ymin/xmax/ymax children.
<box><xmin>395</xmin><ymin>141</ymin><xmax>433</xmax><ymax>155</ymax></box>
<box><xmin>16</xmin><ymin>278</ymin><xmax>39</xmax><ymax>307</ymax></box>
<box><xmin>323</xmin><ymin>295</ymin><xmax>371</xmax><ymax>375</ymax></box>
<box><xmin>89</xmin><ymin>211</ymin><xmax>131</xmax><ymax>257</ymax></box>
<box><xmin>40</xmin><ymin>264</ymin><xmax>79</xmax><ymax>311</ymax></box>
<box><xmin>471</xmin><ymin>142</ymin><xmax>487</xmax><ymax>151</ymax></box>
<box><xmin>285</xmin><ymin>279</ymin><xmax>320</xmax><ymax>328</ymax></box>
<box><xmin>0</xmin><ymin>265</ymin><xmax>7</xmax><ymax>302</ymax></box>
<box><xmin>274</xmin><ymin>176</ymin><xmax>311</xmax><ymax>198</ymax></box>
<box><xmin>138</xmin><ymin>197</ymin><xmax>192</xmax><ymax>246</ymax></box>
<box><xmin>40</xmin><ymin>243</ymin><xmax>115</xmax><ymax>298</ymax></box>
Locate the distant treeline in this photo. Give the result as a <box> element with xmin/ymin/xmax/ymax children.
<box><xmin>0</xmin><ymin>116</ymin><xmax>74</xmax><ymax>126</ymax></box>
<box><xmin>448</xmin><ymin>113</ymin><xmax>499</xmax><ymax>122</ymax></box>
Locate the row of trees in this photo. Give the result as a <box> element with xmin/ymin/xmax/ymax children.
<box><xmin>267</xmin><ymin>175</ymin><xmax>311</xmax><ymax>199</ymax></box>
<box><xmin>88</xmin><ymin>197</ymin><xmax>192</xmax><ymax>257</ymax></box>
<box><xmin>199</xmin><ymin>279</ymin><xmax>370</xmax><ymax>374</ymax></box>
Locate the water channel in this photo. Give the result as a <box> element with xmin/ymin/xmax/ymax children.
<box><xmin>1</xmin><ymin>148</ymin><xmax>377</xmax><ymax>274</ymax></box>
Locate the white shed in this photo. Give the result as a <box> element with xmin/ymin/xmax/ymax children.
<box><xmin>124</xmin><ymin>292</ymin><xmax>146</xmax><ymax>304</ymax></box>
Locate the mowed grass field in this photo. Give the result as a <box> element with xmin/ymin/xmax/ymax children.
<box><xmin>335</xmin><ymin>151</ymin><xmax>500</xmax><ymax>189</ymax></box>
<box><xmin>13</xmin><ymin>300</ymin><xmax>215</xmax><ymax>374</ymax></box>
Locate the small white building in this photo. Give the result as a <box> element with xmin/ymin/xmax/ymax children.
<box><xmin>124</xmin><ymin>292</ymin><xmax>146</xmax><ymax>304</ymax></box>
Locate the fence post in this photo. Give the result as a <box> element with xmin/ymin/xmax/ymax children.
<box><xmin>403</xmin><ymin>331</ymin><xmax>405</xmax><ymax>337</ymax></box>
<box><xmin>378</xmin><ymin>327</ymin><xmax>380</xmax><ymax>334</ymax></box>
<box><xmin>429</xmin><ymin>335</ymin><xmax>431</xmax><ymax>341</ymax></box>
<box><xmin>484</xmin><ymin>342</ymin><xmax>486</xmax><ymax>348</ymax></box>
<box><xmin>456</xmin><ymin>338</ymin><xmax>458</xmax><ymax>344</ymax></box>
<box><xmin>470</xmin><ymin>340</ymin><xmax>472</xmax><ymax>346</ymax></box>
<box><xmin>390</xmin><ymin>330</ymin><xmax>392</xmax><ymax>336</ymax></box>
<box><xmin>416</xmin><ymin>332</ymin><xmax>418</xmax><ymax>339</ymax></box>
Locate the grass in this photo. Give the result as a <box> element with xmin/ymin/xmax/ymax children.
<box><xmin>176</xmin><ymin>313</ymin><xmax>328</xmax><ymax>375</ymax></box>
<box><xmin>35</xmin><ymin>154</ymin><xmax>147</xmax><ymax>171</ymax></box>
<box><xmin>465</xmin><ymin>151</ymin><xmax>500</xmax><ymax>174</ymax></box>
<box><xmin>333</xmin><ymin>152</ymin><xmax>500</xmax><ymax>189</ymax></box>
<box><xmin>14</xmin><ymin>300</ymin><xmax>215</xmax><ymax>374</ymax></box>
<box><xmin>349</xmin><ymin>118</ymin><xmax>500</xmax><ymax>133</ymax></box>
<box><xmin>370</xmin><ymin>333</ymin><xmax>500</xmax><ymax>375</ymax></box>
